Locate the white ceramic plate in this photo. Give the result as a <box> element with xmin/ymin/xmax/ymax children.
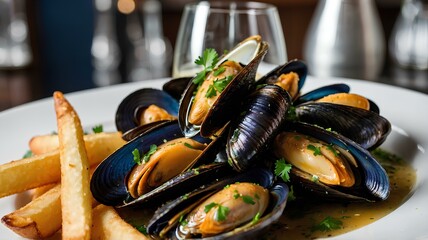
<box><xmin>0</xmin><ymin>77</ymin><xmax>427</xmax><ymax>240</ymax></box>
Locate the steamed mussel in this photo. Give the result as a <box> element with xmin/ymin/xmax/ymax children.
<box><xmin>90</xmin><ymin>35</ymin><xmax>395</xmax><ymax>239</ymax></box>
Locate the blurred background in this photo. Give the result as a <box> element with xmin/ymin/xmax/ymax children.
<box><xmin>0</xmin><ymin>0</ymin><xmax>427</xmax><ymax>111</ymax></box>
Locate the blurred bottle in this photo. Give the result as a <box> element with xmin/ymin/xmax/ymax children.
<box><xmin>0</xmin><ymin>0</ymin><xmax>33</xmax><ymax>110</ymax></box>
<box><xmin>303</xmin><ymin>0</ymin><xmax>385</xmax><ymax>80</ymax></box>
<box><xmin>0</xmin><ymin>0</ymin><xmax>32</xmax><ymax>68</ymax></box>
<box><xmin>92</xmin><ymin>0</ymin><xmax>121</xmax><ymax>87</ymax></box>
<box><xmin>128</xmin><ymin>0</ymin><xmax>172</xmax><ymax>82</ymax></box>
<box><xmin>389</xmin><ymin>0</ymin><xmax>428</xmax><ymax>70</ymax></box>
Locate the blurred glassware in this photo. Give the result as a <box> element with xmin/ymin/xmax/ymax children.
<box><xmin>172</xmin><ymin>1</ymin><xmax>287</xmax><ymax>78</ymax></box>
<box><xmin>0</xmin><ymin>0</ymin><xmax>32</xmax><ymax>68</ymax></box>
<box><xmin>91</xmin><ymin>0</ymin><xmax>121</xmax><ymax>87</ymax></box>
<box><xmin>128</xmin><ymin>0</ymin><xmax>172</xmax><ymax>82</ymax></box>
<box><xmin>389</xmin><ymin>0</ymin><xmax>428</xmax><ymax>70</ymax></box>
<box><xmin>303</xmin><ymin>0</ymin><xmax>385</xmax><ymax>80</ymax></box>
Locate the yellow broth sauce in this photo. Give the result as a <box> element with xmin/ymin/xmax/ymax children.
<box><xmin>268</xmin><ymin>148</ymin><xmax>416</xmax><ymax>239</ymax></box>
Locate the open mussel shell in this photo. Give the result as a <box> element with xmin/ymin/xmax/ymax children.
<box><xmin>258</xmin><ymin>59</ymin><xmax>307</xmax><ymax>92</ymax></box>
<box><xmin>294</xmin><ymin>83</ymin><xmax>350</xmax><ymax>105</ymax></box>
<box><xmin>282</xmin><ymin>122</ymin><xmax>390</xmax><ymax>202</ymax></box>
<box><xmin>178</xmin><ymin>35</ymin><xmax>269</xmax><ymax>138</ymax></box>
<box><xmin>295</xmin><ymin>102</ymin><xmax>391</xmax><ymax>149</ymax></box>
<box><xmin>227</xmin><ymin>84</ymin><xmax>292</xmax><ymax>172</ymax></box>
<box><xmin>175</xmin><ymin>182</ymin><xmax>289</xmax><ymax>240</ymax></box>
<box><xmin>115</xmin><ymin>88</ymin><xmax>178</xmax><ymax>134</ymax></box>
<box><xmin>90</xmin><ymin>120</ymin><xmax>210</xmax><ymax>206</ymax></box>
<box><xmin>163</xmin><ymin>77</ymin><xmax>192</xmax><ymax>101</ymax></box>
<box><xmin>294</xmin><ymin>83</ymin><xmax>380</xmax><ymax>113</ymax></box>
<box><xmin>147</xmin><ymin>168</ymin><xmax>275</xmax><ymax>236</ymax></box>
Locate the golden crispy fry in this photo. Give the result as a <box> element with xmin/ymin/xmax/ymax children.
<box><xmin>54</xmin><ymin>91</ymin><xmax>92</xmax><ymax>240</ymax></box>
<box><xmin>0</xmin><ymin>132</ymin><xmax>125</xmax><ymax>198</ymax></box>
<box><xmin>29</xmin><ymin>132</ymin><xmax>124</xmax><ymax>156</ymax></box>
<box><xmin>92</xmin><ymin>205</ymin><xmax>148</xmax><ymax>240</ymax></box>
<box><xmin>0</xmin><ymin>151</ymin><xmax>60</xmax><ymax>198</ymax></box>
<box><xmin>1</xmin><ymin>184</ymin><xmax>61</xmax><ymax>239</ymax></box>
<box><xmin>29</xmin><ymin>134</ymin><xmax>59</xmax><ymax>155</ymax></box>
<box><xmin>30</xmin><ymin>183</ymin><xmax>57</xmax><ymax>200</ymax></box>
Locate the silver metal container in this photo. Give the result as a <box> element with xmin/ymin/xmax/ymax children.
<box><xmin>303</xmin><ymin>0</ymin><xmax>385</xmax><ymax>80</ymax></box>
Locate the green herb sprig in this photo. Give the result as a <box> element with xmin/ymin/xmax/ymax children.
<box><xmin>274</xmin><ymin>158</ymin><xmax>292</xmax><ymax>182</ymax></box>
<box><xmin>193</xmin><ymin>49</ymin><xmax>219</xmax><ymax>85</ymax></box>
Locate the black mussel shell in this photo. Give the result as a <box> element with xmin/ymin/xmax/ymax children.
<box><xmin>294</xmin><ymin>83</ymin><xmax>350</xmax><ymax>105</ymax></box>
<box><xmin>162</xmin><ymin>77</ymin><xmax>192</xmax><ymax>101</ymax></box>
<box><xmin>178</xmin><ymin>36</ymin><xmax>269</xmax><ymax>138</ymax></box>
<box><xmin>295</xmin><ymin>102</ymin><xmax>391</xmax><ymax>149</ymax></box>
<box><xmin>282</xmin><ymin>122</ymin><xmax>390</xmax><ymax>202</ymax></box>
<box><xmin>90</xmin><ymin>120</ymin><xmax>210</xmax><ymax>206</ymax></box>
<box><xmin>227</xmin><ymin>84</ymin><xmax>292</xmax><ymax>172</ymax></box>
<box><xmin>115</xmin><ymin>88</ymin><xmax>178</xmax><ymax>134</ymax></box>
<box><xmin>258</xmin><ymin>59</ymin><xmax>307</xmax><ymax>92</ymax></box>
<box><xmin>147</xmin><ymin>167</ymin><xmax>275</xmax><ymax>235</ymax></box>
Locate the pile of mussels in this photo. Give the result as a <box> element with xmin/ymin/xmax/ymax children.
<box><xmin>90</xmin><ymin>35</ymin><xmax>391</xmax><ymax>239</ymax></box>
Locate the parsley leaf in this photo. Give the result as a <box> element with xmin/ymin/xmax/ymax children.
<box><xmin>216</xmin><ymin>205</ymin><xmax>230</xmax><ymax>222</ymax></box>
<box><xmin>204</xmin><ymin>202</ymin><xmax>218</xmax><ymax>213</ymax></box>
<box><xmin>205</xmin><ymin>75</ymin><xmax>234</xmax><ymax>98</ymax></box>
<box><xmin>193</xmin><ymin>49</ymin><xmax>219</xmax><ymax>85</ymax></box>
<box><xmin>326</xmin><ymin>144</ymin><xmax>339</xmax><ymax>157</ymax></box>
<box><xmin>274</xmin><ymin>158</ymin><xmax>292</xmax><ymax>182</ymax></box>
<box><xmin>312</xmin><ymin>175</ymin><xmax>320</xmax><ymax>182</ymax></box>
<box><xmin>251</xmin><ymin>212</ymin><xmax>261</xmax><ymax>225</ymax></box>
<box><xmin>213</xmin><ymin>66</ymin><xmax>226</xmax><ymax>76</ymax></box>
<box><xmin>92</xmin><ymin>124</ymin><xmax>103</xmax><ymax>133</ymax></box>
<box><xmin>205</xmin><ymin>84</ymin><xmax>218</xmax><ymax>98</ymax></box>
<box><xmin>242</xmin><ymin>195</ymin><xmax>256</xmax><ymax>205</ymax></box>
<box><xmin>135</xmin><ymin>225</ymin><xmax>148</xmax><ymax>235</ymax></box>
<box><xmin>307</xmin><ymin>144</ymin><xmax>322</xmax><ymax>156</ymax></box>
<box><xmin>312</xmin><ymin>216</ymin><xmax>343</xmax><ymax>232</ymax></box>
<box><xmin>184</xmin><ymin>142</ymin><xmax>194</xmax><ymax>149</ymax></box>
<box><xmin>142</xmin><ymin>144</ymin><xmax>157</xmax><ymax>163</ymax></box>
<box><xmin>204</xmin><ymin>202</ymin><xmax>230</xmax><ymax>222</ymax></box>
<box><xmin>288</xmin><ymin>185</ymin><xmax>296</xmax><ymax>201</ymax></box>
<box><xmin>23</xmin><ymin>150</ymin><xmax>33</xmax><ymax>159</ymax></box>
<box><xmin>132</xmin><ymin>148</ymin><xmax>141</xmax><ymax>165</ymax></box>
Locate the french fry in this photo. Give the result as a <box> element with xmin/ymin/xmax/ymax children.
<box><xmin>92</xmin><ymin>205</ymin><xmax>148</xmax><ymax>240</ymax></box>
<box><xmin>30</xmin><ymin>183</ymin><xmax>57</xmax><ymax>200</ymax></box>
<box><xmin>0</xmin><ymin>132</ymin><xmax>125</xmax><ymax>198</ymax></box>
<box><xmin>1</xmin><ymin>184</ymin><xmax>62</xmax><ymax>239</ymax></box>
<box><xmin>54</xmin><ymin>91</ymin><xmax>92</xmax><ymax>240</ymax></box>
<box><xmin>0</xmin><ymin>151</ymin><xmax>60</xmax><ymax>198</ymax></box>
<box><xmin>29</xmin><ymin>132</ymin><xmax>125</xmax><ymax>156</ymax></box>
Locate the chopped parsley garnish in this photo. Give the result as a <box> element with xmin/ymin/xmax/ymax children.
<box><xmin>274</xmin><ymin>158</ymin><xmax>292</xmax><ymax>182</ymax></box>
<box><xmin>242</xmin><ymin>195</ymin><xmax>256</xmax><ymax>205</ymax></box>
<box><xmin>251</xmin><ymin>212</ymin><xmax>261</xmax><ymax>225</ymax></box>
<box><xmin>184</xmin><ymin>142</ymin><xmax>195</xmax><ymax>149</ymax></box>
<box><xmin>224</xmin><ymin>184</ymin><xmax>230</xmax><ymax>189</ymax></box>
<box><xmin>286</xmin><ymin>106</ymin><xmax>298</xmax><ymax>121</ymax></box>
<box><xmin>312</xmin><ymin>216</ymin><xmax>343</xmax><ymax>232</ymax></box>
<box><xmin>135</xmin><ymin>225</ymin><xmax>148</xmax><ymax>235</ymax></box>
<box><xmin>307</xmin><ymin>144</ymin><xmax>322</xmax><ymax>156</ymax></box>
<box><xmin>179</xmin><ymin>214</ymin><xmax>188</xmax><ymax>226</ymax></box>
<box><xmin>92</xmin><ymin>124</ymin><xmax>103</xmax><ymax>133</ymax></box>
<box><xmin>142</xmin><ymin>144</ymin><xmax>157</xmax><ymax>163</ymax></box>
<box><xmin>213</xmin><ymin>66</ymin><xmax>226</xmax><ymax>76</ymax></box>
<box><xmin>311</xmin><ymin>175</ymin><xmax>320</xmax><ymax>182</ymax></box>
<box><xmin>205</xmin><ymin>75</ymin><xmax>234</xmax><ymax>98</ymax></box>
<box><xmin>233</xmin><ymin>190</ymin><xmax>240</xmax><ymax>199</ymax></box>
<box><xmin>23</xmin><ymin>150</ymin><xmax>33</xmax><ymax>159</ymax></box>
<box><xmin>288</xmin><ymin>185</ymin><xmax>296</xmax><ymax>201</ymax></box>
<box><xmin>193</xmin><ymin>49</ymin><xmax>219</xmax><ymax>85</ymax></box>
<box><xmin>132</xmin><ymin>148</ymin><xmax>141</xmax><ymax>165</ymax></box>
<box><xmin>204</xmin><ymin>202</ymin><xmax>218</xmax><ymax>213</ymax></box>
<box><xmin>204</xmin><ymin>202</ymin><xmax>230</xmax><ymax>222</ymax></box>
<box><xmin>326</xmin><ymin>144</ymin><xmax>339</xmax><ymax>156</ymax></box>
<box><xmin>230</xmin><ymin>129</ymin><xmax>240</xmax><ymax>143</ymax></box>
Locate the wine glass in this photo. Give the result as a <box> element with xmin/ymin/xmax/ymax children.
<box><xmin>172</xmin><ymin>1</ymin><xmax>287</xmax><ymax>78</ymax></box>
